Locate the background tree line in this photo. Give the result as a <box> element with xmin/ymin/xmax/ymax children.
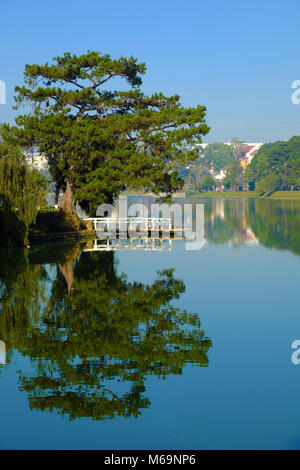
<box><xmin>246</xmin><ymin>136</ymin><xmax>300</xmax><ymax>194</ymax></box>
<box><xmin>182</xmin><ymin>140</ymin><xmax>245</xmax><ymax>192</ymax></box>
<box><xmin>183</xmin><ymin>136</ymin><xmax>300</xmax><ymax>195</ymax></box>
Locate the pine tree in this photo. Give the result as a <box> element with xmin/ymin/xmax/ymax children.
<box><xmin>12</xmin><ymin>51</ymin><xmax>209</xmax><ymax>214</ymax></box>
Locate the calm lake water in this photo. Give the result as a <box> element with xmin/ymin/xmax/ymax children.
<box><xmin>1</xmin><ymin>197</ymin><xmax>300</xmax><ymax>450</ymax></box>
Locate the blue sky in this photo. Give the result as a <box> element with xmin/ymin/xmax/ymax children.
<box><xmin>0</xmin><ymin>0</ymin><xmax>299</xmax><ymax>143</ymax></box>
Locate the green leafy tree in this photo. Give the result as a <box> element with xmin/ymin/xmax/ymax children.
<box><xmin>0</xmin><ymin>136</ymin><xmax>48</xmax><ymax>243</ymax></box>
<box><xmin>184</xmin><ymin>164</ymin><xmax>208</xmax><ymax>192</ymax></box>
<box><xmin>0</xmin><ymin>195</ymin><xmax>26</xmax><ymax>247</ymax></box>
<box><xmin>285</xmin><ymin>157</ymin><xmax>300</xmax><ymax>190</ymax></box>
<box><xmin>200</xmin><ymin>174</ymin><xmax>215</xmax><ymax>191</ymax></box>
<box><xmin>255</xmin><ymin>172</ymin><xmax>281</xmax><ymax>195</ymax></box>
<box><xmin>246</xmin><ymin>136</ymin><xmax>300</xmax><ymax>191</ymax></box>
<box><xmin>201</xmin><ymin>142</ymin><xmax>235</xmax><ymax>171</ymax></box>
<box><xmin>223</xmin><ymin>162</ymin><xmax>245</xmax><ymax>191</ymax></box>
<box><xmin>11</xmin><ymin>51</ymin><xmax>209</xmax><ymax>214</ymax></box>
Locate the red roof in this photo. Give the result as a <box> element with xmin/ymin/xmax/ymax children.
<box><xmin>241</xmin><ymin>145</ymin><xmax>255</xmax><ymax>153</ymax></box>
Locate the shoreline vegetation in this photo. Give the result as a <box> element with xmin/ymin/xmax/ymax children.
<box><xmin>186</xmin><ymin>191</ymin><xmax>300</xmax><ymax>199</ymax></box>
<box><xmin>124</xmin><ymin>190</ymin><xmax>300</xmax><ymax>200</ymax></box>
<box><xmin>28</xmin><ymin>210</ymin><xmax>95</xmax><ymax>245</ymax></box>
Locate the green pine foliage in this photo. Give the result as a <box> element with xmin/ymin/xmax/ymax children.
<box><xmin>11</xmin><ymin>51</ymin><xmax>210</xmax><ymax>214</ymax></box>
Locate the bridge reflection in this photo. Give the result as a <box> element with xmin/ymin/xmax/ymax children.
<box><xmin>84</xmin><ymin>237</ymin><xmax>186</xmax><ymax>252</ymax></box>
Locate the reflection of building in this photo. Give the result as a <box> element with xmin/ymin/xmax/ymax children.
<box><xmin>214</xmin><ymin>199</ymin><xmax>225</xmax><ymax>220</ymax></box>
<box><xmin>242</xmin><ymin>227</ymin><xmax>259</xmax><ymax>245</ymax></box>
<box><xmin>229</xmin><ymin>227</ymin><xmax>259</xmax><ymax>246</ymax></box>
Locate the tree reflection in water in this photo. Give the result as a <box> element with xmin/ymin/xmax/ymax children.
<box><xmin>0</xmin><ymin>244</ymin><xmax>212</xmax><ymax>420</ymax></box>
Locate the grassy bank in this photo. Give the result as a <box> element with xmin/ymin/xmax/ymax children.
<box><xmin>266</xmin><ymin>191</ymin><xmax>300</xmax><ymax>199</ymax></box>
<box><xmin>187</xmin><ymin>191</ymin><xmax>300</xmax><ymax>200</ymax></box>
<box><xmin>187</xmin><ymin>191</ymin><xmax>257</xmax><ymax>198</ymax></box>
<box><xmin>28</xmin><ymin>210</ymin><xmax>95</xmax><ymax>245</ymax></box>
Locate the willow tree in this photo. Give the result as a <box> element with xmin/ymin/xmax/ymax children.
<box><xmin>0</xmin><ymin>138</ymin><xmax>48</xmax><ymax>243</ymax></box>
<box><xmin>12</xmin><ymin>51</ymin><xmax>209</xmax><ymax>213</ymax></box>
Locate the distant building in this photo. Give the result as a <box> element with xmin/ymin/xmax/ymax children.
<box><xmin>196</xmin><ymin>142</ymin><xmax>264</xmax><ymax>168</ymax></box>
<box><xmin>196</xmin><ymin>143</ymin><xmax>209</xmax><ymax>150</ymax></box>
<box><xmin>25</xmin><ymin>147</ymin><xmax>49</xmax><ymax>171</ymax></box>
<box><xmin>214</xmin><ymin>167</ymin><xmax>227</xmax><ymax>181</ymax></box>
<box><xmin>234</xmin><ymin>143</ymin><xmax>264</xmax><ymax>167</ymax></box>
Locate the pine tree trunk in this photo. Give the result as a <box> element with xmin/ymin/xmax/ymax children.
<box><xmin>60</xmin><ymin>179</ymin><xmax>74</xmax><ymax>212</ymax></box>
<box><xmin>58</xmin><ymin>245</ymin><xmax>80</xmax><ymax>292</ymax></box>
<box><xmin>60</xmin><ymin>259</ymin><xmax>74</xmax><ymax>293</ymax></box>
<box><xmin>54</xmin><ymin>184</ymin><xmax>60</xmax><ymax>206</ymax></box>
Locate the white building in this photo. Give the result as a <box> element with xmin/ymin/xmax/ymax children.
<box><xmin>25</xmin><ymin>148</ymin><xmax>49</xmax><ymax>171</ymax></box>
<box><xmin>214</xmin><ymin>168</ymin><xmax>227</xmax><ymax>181</ymax></box>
